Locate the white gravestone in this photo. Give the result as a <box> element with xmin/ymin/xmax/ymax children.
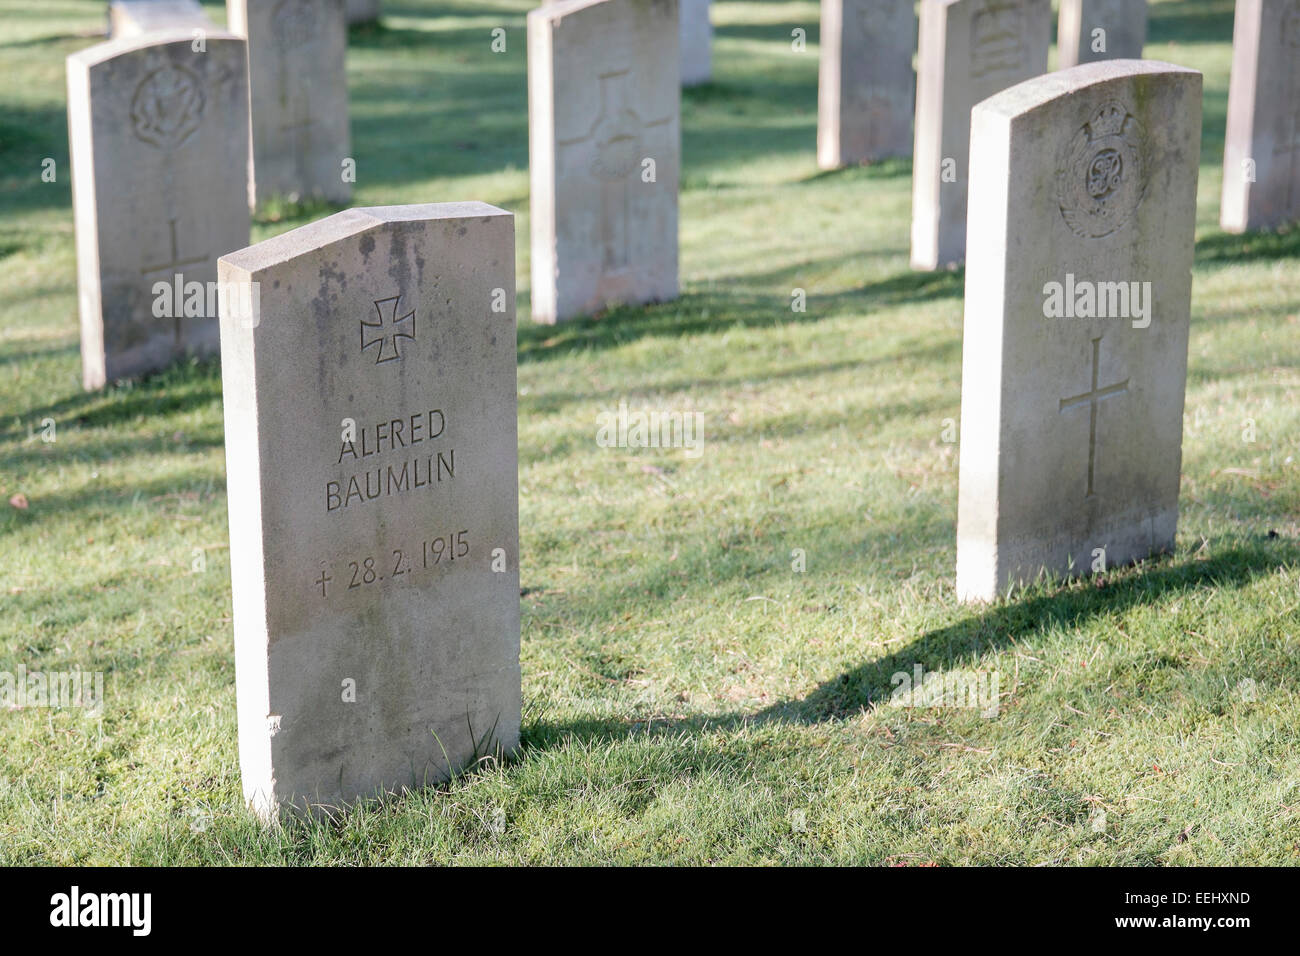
<box><xmin>681</xmin><ymin>0</ymin><xmax>711</xmax><ymax>86</ymax></box>
<box><xmin>108</xmin><ymin>0</ymin><xmax>213</xmax><ymax>40</ymax></box>
<box><xmin>956</xmin><ymin>61</ymin><xmax>1202</xmax><ymax>602</ymax></box>
<box><xmin>527</xmin><ymin>0</ymin><xmax>680</xmax><ymax>324</ymax></box>
<box><xmin>911</xmin><ymin>0</ymin><xmax>1050</xmax><ymax>270</ymax></box>
<box><xmin>68</xmin><ymin>30</ymin><xmax>250</xmax><ymax>389</ymax></box>
<box><xmin>1057</xmin><ymin>0</ymin><xmax>1148</xmax><ymax>70</ymax></box>
<box><xmin>218</xmin><ymin>203</ymin><xmax>521</xmax><ymax>818</ymax></box>
<box><xmin>346</xmin><ymin>0</ymin><xmax>381</xmax><ymax>24</ymax></box>
<box><xmin>227</xmin><ymin>0</ymin><xmax>352</xmax><ymax>208</ymax></box>
<box><xmin>1221</xmin><ymin>0</ymin><xmax>1300</xmax><ymax>233</ymax></box>
<box><xmin>817</xmin><ymin>0</ymin><xmax>916</xmax><ymax>168</ymax></box>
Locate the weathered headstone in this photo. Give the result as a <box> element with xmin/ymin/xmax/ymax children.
<box><xmin>108</xmin><ymin>0</ymin><xmax>212</xmax><ymax>39</ymax></box>
<box><xmin>218</xmin><ymin>203</ymin><xmax>521</xmax><ymax>818</ymax></box>
<box><xmin>68</xmin><ymin>30</ymin><xmax>249</xmax><ymax>390</ymax></box>
<box><xmin>817</xmin><ymin>0</ymin><xmax>916</xmax><ymax>169</ymax></box>
<box><xmin>345</xmin><ymin>0</ymin><xmax>382</xmax><ymax>25</ymax></box>
<box><xmin>681</xmin><ymin>0</ymin><xmax>711</xmax><ymax>86</ymax></box>
<box><xmin>1221</xmin><ymin>0</ymin><xmax>1300</xmax><ymax>233</ymax></box>
<box><xmin>227</xmin><ymin>0</ymin><xmax>351</xmax><ymax>208</ymax></box>
<box><xmin>527</xmin><ymin>0</ymin><xmax>680</xmax><ymax>324</ymax></box>
<box><xmin>956</xmin><ymin>60</ymin><xmax>1202</xmax><ymax>602</ymax></box>
<box><xmin>911</xmin><ymin>0</ymin><xmax>1050</xmax><ymax>270</ymax></box>
<box><xmin>1057</xmin><ymin>0</ymin><xmax>1147</xmax><ymax>70</ymax></box>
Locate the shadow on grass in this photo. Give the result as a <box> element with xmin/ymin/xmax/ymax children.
<box><xmin>0</xmin><ymin>28</ymin><xmax>103</xmax><ymax>50</ymax></box>
<box><xmin>341</xmin><ymin>11</ymin><xmax>829</xmax><ymax>194</ymax></box>
<box><xmin>0</xmin><ymin>104</ymin><xmax>72</xmax><ymax>219</ymax></box>
<box><xmin>0</xmin><ymin>462</ymin><xmax>223</xmax><ymax>546</ymax></box>
<box><xmin>253</xmin><ymin>196</ymin><xmax>351</xmax><ymax>229</ymax></box>
<box><xmin>761</xmin><ymin>538</ymin><xmax>1298</xmax><ymax>724</ymax></box>
<box><xmin>1148</xmin><ymin>0</ymin><xmax>1235</xmax><ymax>46</ymax></box>
<box><xmin>522</xmin><ymin>338</ymin><xmax>960</xmax><ymax>415</ymax></box>
<box><xmin>518</xmin><ymin>267</ymin><xmax>964</xmax><ymax>364</ymax></box>
<box><xmin>0</xmin><ymin>358</ymin><xmax>223</xmax><ymax>444</ymax></box>
<box><xmin>1201</xmin><ymin>86</ymin><xmax>1228</xmax><ymax>164</ymax></box>
<box><xmin>524</xmin><ymin>537</ymin><xmax>1298</xmax><ymax>749</ymax></box>
<box><xmin>0</xmin><ymin>340</ymin><xmax>77</xmax><ymax>370</ymax></box>
<box><xmin>795</xmin><ymin>156</ymin><xmax>913</xmax><ymax>186</ymax></box>
<box><xmin>1195</xmin><ymin>226</ymin><xmax>1300</xmax><ymax>266</ymax></box>
<box><xmin>715</xmin><ymin>20</ymin><xmax>820</xmax><ymax>47</ymax></box>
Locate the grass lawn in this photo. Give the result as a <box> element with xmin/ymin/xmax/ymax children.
<box><xmin>1</xmin><ymin>0</ymin><xmax>1299</xmax><ymax>865</ymax></box>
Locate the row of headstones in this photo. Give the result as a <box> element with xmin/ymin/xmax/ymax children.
<box><xmin>528</xmin><ymin>0</ymin><xmax>1300</xmax><ymax>320</ymax></box>
<box><xmin>110</xmin><ymin>0</ymin><xmax>383</xmax><ymax>35</ymax></box>
<box><xmin>822</xmin><ymin>0</ymin><xmax>1299</xmax><ymax>270</ymax></box>
<box><xmin>57</xmin><ymin>1</ymin><xmax>1288</xmax><ymax>814</ymax></box>
<box><xmin>115</xmin><ymin>0</ymin><xmax>714</xmax><ymax>81</ymax></box>
<box><xmin>818</xmin><ymin>0</ymin><xmax>1148</xmax><ymax>169</ymax></box>
<box><xmin>214</xmin><ymin>53</ymin><xmax>1202</xmax><ymax>817</ymax></box>
<box><xmin>533</xmin><ymin>0</ymin><xmax>1298</xmax><ymax>322</ymax></box>
<box><xmin>108</xmin><ymin>0</ymin><xmax>364</xmax><ymax>208</ymax></box>
<box><xmin>75</xmin><ymin>0</ymin><xmax>354</xmax><ymax>389</ymax></box>
<box><xmin>70</xmin><ymin>0</ymin><xmax>1299</xmax><ymax>385</ymax></box>
<box><xmin>73</xmin><ymin>0</ymin><xmax>711</xmax><ymax>387</ymax></box>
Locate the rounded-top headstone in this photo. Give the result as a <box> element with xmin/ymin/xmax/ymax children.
<box><xmin>956</xmin><ymin>60</ymin><xmax>1202</xmax><ymax>602</ymax></box>
<box><xmin>67</xmin><ymin>29</ymin><xmax>250</xmax><ymax>389</ymax></box>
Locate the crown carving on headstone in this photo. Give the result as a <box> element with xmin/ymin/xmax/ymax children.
<box><xmin>1089</xmin><ymin>102</ymin><xmax>1129</xmax><ymax>139</ymax></box>
<box><xmin>1058</xmin><ymin>99</ymin><xmax>1146</xmax><ymax>238</ymax></box>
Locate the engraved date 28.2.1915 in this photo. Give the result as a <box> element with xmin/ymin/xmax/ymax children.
<box><xmin>314</xmin><ymin>530</ymin><xmax>469</xmax><ymax>598</ymax></box>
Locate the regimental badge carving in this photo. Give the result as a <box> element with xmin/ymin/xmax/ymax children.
<box><xmin>361</xmin><ymin>295</ymin><xmax>415</xmax><ymax>364</ymax></box>
<box><xmin>1058</xmin><ymin>102</ymin><xmax>1146</xmax><ymax>239</ymax></box>
<box><xmin>970</xmin><ymin>0</ymin><xmax>1026</xmax><ymax>80</ymax></box>
<box><xmin>130</xmin><ymin>65</ymin><xmax>205</xmax><ymax>149</ymax></box>
<box><xmin>272</xmin><ymin>0</ymin><xmax>320</xmax><ymax>49</ymax></box>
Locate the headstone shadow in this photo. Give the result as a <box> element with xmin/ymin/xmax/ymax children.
<box><xmin>1196</xmin><ymin>226</ymin><xmax>1300</xmax><ymax>266</ymax></box>
<box><xmin>523</xmin><ymin>539</ymin><xmax>1297</xmax><ymax>750</ymax></box>
<box><xmin>517</xmin><ymin>261</ymin><xmax>964</xmax><ymax>365</ymax></box>
<box><xmin>1147</xmin><ymin>0</ymin><xmax>1235</xmax><ymax>45</ymax></box>
<box><xmin>0</xmin><ymin>359</ymin><xmax>222</xmax><ymax>443</ymax></box>
<box><xmin>758</xmin><ymin>538</ymin><xmax>1298</xmax><ymax>725</ymax></box>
